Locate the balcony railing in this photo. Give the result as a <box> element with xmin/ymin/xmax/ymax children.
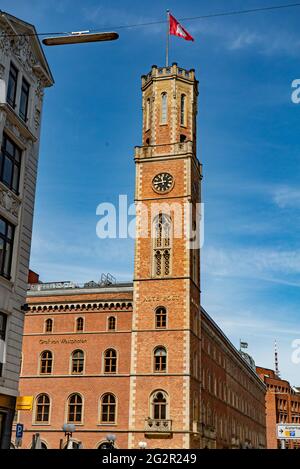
<box><xmin>144</xmin><ymin>418</ymin><xmax>172</xmax><ymax>434</ymax></box>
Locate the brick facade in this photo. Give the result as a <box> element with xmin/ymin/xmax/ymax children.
<box><xmin>15</xmin><ymin>64</ymin><xmax>266</xmax><ymax>449</ymax></box>
<box><xmin>256</xmin><ymin>367</ymin><xmax>300</xmax><ymax>449</ymax></box>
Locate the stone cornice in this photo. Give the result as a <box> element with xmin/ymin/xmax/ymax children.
<box><xmin>1</xmin><ymin>103</ymin><xmax>37</xmax><ymax>143</ymax></box>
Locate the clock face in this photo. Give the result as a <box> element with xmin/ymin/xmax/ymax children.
<box><xmin>152</xmin><ymin>173</ymin><xmax>174</xmax><ymax>193</ymax></box>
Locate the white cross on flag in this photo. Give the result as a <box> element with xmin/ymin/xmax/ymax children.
<box><xmin>169</xmin><ymin>13</ymin><xmax>194</xmax><ymax>41</ymax></box>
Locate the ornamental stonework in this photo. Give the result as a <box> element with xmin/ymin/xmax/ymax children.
<box><xmin>0</xmin><ymin>184</ymin><xmax>20</xmax><ymax>219</ymax></box>
<box><xmin>12</xmin><ymin>36</ymin><xmax>38</xmax><ymax>73</ymax></box>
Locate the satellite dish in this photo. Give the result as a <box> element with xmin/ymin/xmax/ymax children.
<box><xmin>42</xmin><ymin>31</ymin><xmax>119</xmax><ymax>46</ymax></box>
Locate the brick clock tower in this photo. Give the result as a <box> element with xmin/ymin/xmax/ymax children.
<box><xmin>129</xmin><ymin>63</ymin><xmax>202</xmax><ymax>449</ymax></box>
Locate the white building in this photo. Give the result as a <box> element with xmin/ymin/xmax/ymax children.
<box><xmin>0</xmin><ymin>11</ymin><xmax>53</xmax><ymax>448</ymax></box>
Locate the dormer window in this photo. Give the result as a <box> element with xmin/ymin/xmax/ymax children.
<box><xmin>19</xmin><ymin>78</ymin><xmax>30</xmax><ymax>121</ymax></box>
<box><xmin>7</xmin><ymin>63</ymin><xmax>18</xmax><ymax>108</ymax></box>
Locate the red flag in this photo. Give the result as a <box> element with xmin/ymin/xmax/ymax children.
<box><xmin>169</xmin><ymin>13</ymin><xmax>194</xmax><ymax>41</ymax></box>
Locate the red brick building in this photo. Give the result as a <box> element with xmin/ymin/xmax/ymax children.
<box><xmin>15</xmin><ymin>64</ymin><xmax>266</xmax><ymax>449</ymax></box>
<box><xmin>256</xmin><ymin>367</ymin><xmax>300</xmax><ymax>449</ymax></box>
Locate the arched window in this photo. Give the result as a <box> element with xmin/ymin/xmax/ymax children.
<box><xmin>108</xmin><ymin>316</ymin><xmax>116</xmax><ymax>331</ymax></box>
<box><xmin>71</xmin><ymin>350</ymin><xmax>84</xmax><ymax>374</ymax></box>
<box><xmin>161</xmin><ymin>92</ymin><xmax>167</xmax><ymax>124</ymax></box>
<box><xmin>150</xmin><ymin>390</ymin><xmax>168</xmax><ymax>420</ymax></box>
<box><xmin>67</xmin><ymin>393</ymin><xmax>83</xmax><ymax>423</ymax></box>
<box><xmin>45</xmin><ymin>318</ymin><xmax>53</xmax><ymax>333</ymax></box>
<box><xmin>146</xmin><ymin>98</ymin><xmax>150</xmax><ymax>130</ymax></box>
<box><xmin>40</xmin><ymin>351</ymin><xmax>53</xmax><ymax>374</ymax></box>
<box><xmin>180</xmin><ymin>94</ymin><xmax>186</xmax><ymax>126</ymax></box>
<box><xmin>100</xmin><ymin>393</ymin><xmax>116</xmax><ymax>423</ymax></box>
<box><xmin>35</xmin><ymin>394</ymin><xmax>50</xmax><ymax>423</ymax></box>
<box><xmin>76</xmin><ymin>317</ymin><xmax>84</xmax><ymax>332</ymax></box>
<box><xmin>154</xmin><ymin>347</ymin><xmax>167</xmax><ymax>372</ymax></box>
<box><xmin>153</xmin><ymin>214</ymin><xmax>172</xmax><ymax>277</ymax></box>
<box><xmin>155</xmin><ymin>307</ymin><xmax>167</xmax><ymax>329</ymax></box>
<box><xmin>104</xmin><ymin>348</ymin><xmax>117</xmax><ymax>373</ymax></box>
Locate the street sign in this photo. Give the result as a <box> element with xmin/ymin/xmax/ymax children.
<box><xmin>277</xmin><ymin>424</ymin><xmax>300</xmax><ymax>440</ymax></box>
<box><xmin>16</xmin><ymin>423</ymin><xmax>24</xmax><ymax>439</ymax></box>
<box><xmin>16</xmin><ymin>395</ymin><xmax>33</xmax><ymax>411</ymax></box>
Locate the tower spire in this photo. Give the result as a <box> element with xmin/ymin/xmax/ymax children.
<box><xmin>274</xmin><ymin>339</ymin><xmax>280</xmax><ymax>378</ymax></box>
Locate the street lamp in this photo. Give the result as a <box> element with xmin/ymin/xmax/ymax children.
<box><xmin>42</xmin><ymin>31</ymin><xmax>119</xmax><ymax>46</ymax></box>
<box><xmin>62</xmin><ymin>423</ymin><xmax>76</xmax><ymax>449</ymax></box>
<box><xmin>106</xmin><ymin>434</ymin><xmax>116</xmax><ymax>449</ymax></box>
<box><xmin>138</xmin><ymin>441</ymin><xmax>147</xmax><ymax>449</ymax></box>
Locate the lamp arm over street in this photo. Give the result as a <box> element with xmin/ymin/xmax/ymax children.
<box><xmin>42</xmin><ymin>31</ymin><xmax>119</xmax><ymax>46</ymax></box>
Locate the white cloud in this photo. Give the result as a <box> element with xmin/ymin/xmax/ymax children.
<box><xmin>229</xmin><ymin>31</ymin><xmax>261</xmax><ymax>50</ymax></box>
<box><xmin>203</xmin><ymin>245</ymin><xmax>300</xmax><ymax>285</ymax></box>
<box><xmin>273</xmin><ymin>186</ymin><xmax>300</xmax><ymax>209</ymax></box>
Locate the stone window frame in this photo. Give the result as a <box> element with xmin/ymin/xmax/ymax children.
<box><xmin>155</xmin><ymin>306</ymin><xmax>167</xmax><ymax>329</ymax></box>
<box><xmin>39</xmin><ymin>350</ymin><xmax>53</xmax><ymax>375</ymax></box>
<box><xmin>0</xmin><ymin>133</ymin><xmax>22</xmax><ymax>195</ymax></box>
<box><xmin>44</xmin><ymin>318</ymin><xmax>53</xmax><ymax>334</ymax></box>
<box><xmin>153</xmin><ymin>346</ymin><xmax>167</xmax><ymax>373</ymax></box>
<box><xmin>107</xmin><ymin>315</ymin><xmax>116</xmax><ymax>331</ymax></box>
<box><xmin>99</xmin><ymin>392</ymin><xmax>117</xmax><ymax>425</ymax></box>
<box><xmin>70</xmin><ymin>349</ymin><xmax>85</xmax><ymax>375</ymax></box>
<box><xmin>160</xmin><ymin>92</ymin><xmax>168</xmax><ymax>125</ymax></box>
<box><xmin>66</xmin><ymin>392</ymin><xmax>84</xmax><ymax>424</ymax></box>
<box><xmin>33</xmin><ymin>393</ymin><xmax>51</xmax><ymax>425</ymax></box>
<box><xmin>103</xmin><ymin>348</ymin><xmax>118</xmax><ymax>374</ymax></box>
<box><xmin>7</xmin><ymin>61</ymin><xmax>19</xmax><ymax>109</ymax></box>
<box><xmin>75</xmin><ymin>316</ymin><xmax>84</xmax><ymax>333</ymax></box>
<box><xmin>149</xmin><ymin>389</ymin><xmax>169</xmax><ymax>420</ymax></box>
<box><xmin>19</xmin><ymin>76</ymin><xmax>30</xmax><ymax>122</ymax></box>
<box><xmin>180</xmin><ymin>93</ymin><xmax>187</xmax><ymax>127</ymax></box>
<box><xmin>0</xmin><ymin>214</ymin><xmax>15</xmax><ymax>279</ymax></box>
<box><xmin>152</xmin><ymin>213</ymin><xmax>172</xmax><ymax>278</ymax></box>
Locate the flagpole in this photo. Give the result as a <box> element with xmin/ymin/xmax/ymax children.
<box><xmin>166</xmin><ymin>9</ymin><xmax>170</xmax><ymax>67</ymax></box>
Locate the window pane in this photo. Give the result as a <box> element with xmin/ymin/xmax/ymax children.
<box><xmin>0</xmin><ymin>220</ymin><xmax>5</xmax><ymax>236</ymax></box>
<box><xmin>0</xmin><ymin>239</ymin><xmax>4</xmax><ymax>272</ymax></box>
<box><xmin>0</xmin><ymin>312</ymin><xmax>7</xmax><ymax>340</ymax></box>
<box><xmin>7</xmin><ymin>65</ymin><xmax>18</xmax><ymax>107</ymax></box>
<box><xmin>3</xmin><ymin>156</ymin><xmax>13</xmax><ymax>186</ymax></box>
<box><xmin>6</xmin><ymin>225</ymin><xmax>13</xmax><ymax>240</ymax></box>
<box><xmin>19</xmin><ymin>80</ymin><xmax>29</xmax><ymax>120</ymax></box>
<box><xmin>5</xmin><ymin>139</ymin><xmax>14</xmax><ymax>157</ymax></box>
<box><xmin>12</xmin><ymin>166</ymin><xmax>19</xmax><ymax>193</ymax></box>
<box><xmin>1</xmin><ymin>135</ymin><xmax>22</xmax><ymax>193</ymax></box>
<box><xmin>3</xmin><ymin>241</ymin><xmax>12</xmax><ymax>278</ymax></box>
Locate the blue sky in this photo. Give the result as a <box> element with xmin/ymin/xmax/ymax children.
<box><xmin>6</xmin><ymin>0</ymin><xmax>300</xmax><ymax>383</ymax></box>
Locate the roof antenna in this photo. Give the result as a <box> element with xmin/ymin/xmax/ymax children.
<box><xmin>274</xmin><ymin>339</ymin><xmax>280</xmax><ymax>378</ymax></box>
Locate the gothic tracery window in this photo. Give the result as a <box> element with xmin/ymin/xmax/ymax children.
<box><xmin>153</xmin><ymin>214</ymin><xmax>172</xmax><ymax>277</ymax></box>
<box><xmin>150</xmin><ymin>390</ymin><xmax>168</xmax><ymax>420</ymax></box>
